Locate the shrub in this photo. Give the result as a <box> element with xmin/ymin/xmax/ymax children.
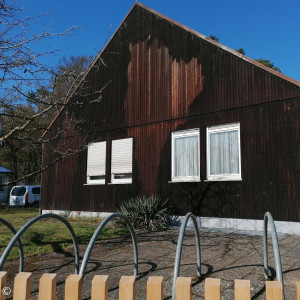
<box><xmin>117</xmin><ymin>196</ymin><xmax>169</xmax><ymax>231</ymax></box>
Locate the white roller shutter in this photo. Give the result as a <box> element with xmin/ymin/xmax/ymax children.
<box><xmin>87</xmin><ymin>141</ymin><xmax>106</xmax><ymax>177</ymax></box>
<box><xmin>111</xmin><ymin>138</ymin><xmax>133</xmax><ymax>174</ymax></box>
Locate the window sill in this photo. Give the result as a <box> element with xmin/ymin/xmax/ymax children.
<box><xmin>168</xmin><ymin>179</ymin><xmax>201</xmax><ymax>183</ymax></box>
<box><xmin>205</xmin><ymin>177</ymin><xmax>242</xmax><ymax>182</ymax></box>
<box><xmin>84</xmin><ymin>183</ymin><xmax>105</xmax><ymax>186</ymax></box>
<box><xmin>108</xmin><ymin>182</ymin><xmax>132</xmax><ymax>185</ymax></box>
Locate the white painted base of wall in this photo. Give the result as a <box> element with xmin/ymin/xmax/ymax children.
<box><xmin>42</xmin><ymin>210</ymin><xmax>300</xmax><ymax>235</ymax></box>
<box><xmin>42</xmin><ymin>210</ymin><xmax>112</xmax><ymax>219</ymax></box>
<box><xmin>170</xmin><ymin>216</ymin><xmax>300</xmax><ymax>235</ymax></box>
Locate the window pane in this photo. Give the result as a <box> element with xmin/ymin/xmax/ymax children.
<box><xmin>113</xmin><ymin>173</ymin><xmax>132</xmax><ymax>180</ymax></box>
<box><xmin>89</xmin><ymin>175</ymin><xmax>105</xmax><ymax>181</ymax></box>
<box><xmin>174</xmin><ymin>134</ymin><xmax>199</xmax><ymax>177</ymax></box>
<box><xmin>210</xmin><ymin>130</ymin><xmax>239</xmax><ymax>175</ymax></box>
<box><xmin>32</xmin><ymin>188</ymin><xmax>40</xmax><ymax>194</ymax></box>
<box><xmin>12</xmin><ymin>187</ymin><xmax>26</xmax><ymax>196</ymax></box>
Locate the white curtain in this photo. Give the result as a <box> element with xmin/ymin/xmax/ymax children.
<box><xmin>210</xmin><ymin>130</ymin><xmax>239</xmax><ymax>175</ymax></box>
<box><xmin>174</xmin><ymin>135</ymin><xmax>199</xmax><ymax>177</ymax></box>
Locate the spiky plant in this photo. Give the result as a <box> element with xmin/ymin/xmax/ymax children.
<box><xmin>118</xmin><ymin>196</ymin><xmax>169</xmax><ymax>231</ymax></box>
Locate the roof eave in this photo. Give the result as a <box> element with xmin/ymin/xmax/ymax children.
<box><xmin>41</xmin><ymin>2</ymin><xmax>141</xmax><ymax>139</ymax></box>
<box><xmin>136</xmin><ymin>2</ymin><xmax>300</xmax><ymax>87</ymax></box>
<box><xmin>42</xmin><ymin>2</ymin><xmax>300</xmax><ymax>139</ymax></box>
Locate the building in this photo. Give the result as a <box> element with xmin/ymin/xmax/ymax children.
<box><xmin>41</xmin><ymin>3</ymin><xmax>300</xmax><ymax>233</ymax></box>
<box><xmin>0</xmin><ymin>166</ymin><xmax>12</xmax><ymax>203</ymax></box>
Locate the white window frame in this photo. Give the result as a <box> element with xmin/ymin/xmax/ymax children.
<box><xmin>111</xmin><ymin>137</ymin><xmax>133</xmax><ymax>184</ymax></box>
<box><xmin>86</xmin><ymin>141</ymin><xmax>106</xmax><ymax>185</ymax></box>
<box><xmin>206</xmin><ymin>123</ymin><xmax>242</xmax><ymax>181</ymax></box>
<box><xmin>171</xmin><ymin>128</ymin><xmax>200</xmax><ymax>182</ymax></box>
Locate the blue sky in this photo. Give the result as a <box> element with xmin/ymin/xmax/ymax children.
<box><xmin>18</xmin><ymin>0</ymin><xmax>300</xmax><ymax>81</ymax></box>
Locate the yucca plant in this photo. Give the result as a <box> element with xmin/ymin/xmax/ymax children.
<box><xmin>117</xmin><ymin>196</ymin><xmax>169</xmax><ymax>231</ymax></box>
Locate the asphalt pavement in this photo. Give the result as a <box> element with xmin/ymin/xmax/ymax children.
<box><xmin>5</xmin><ymin>227</ymin><xmax>300</xmax><ymax>299</ymax></box>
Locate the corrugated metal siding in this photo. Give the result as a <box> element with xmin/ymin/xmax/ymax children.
<box><xmin>41</xmin><ymin>4</ymin><xmax>300</xmax><ymax>222</ymax></box>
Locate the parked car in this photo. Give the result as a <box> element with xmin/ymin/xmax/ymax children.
<box><xmin>9</xmin><ymin>185</ymin><xmax>41</xmax><ymax>207</ymax></box>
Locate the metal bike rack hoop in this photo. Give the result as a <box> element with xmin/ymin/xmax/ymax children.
<box><xmin>0</xmin><ymin>213</ymin><xmax>80</xmax><ymax>273</ymax></box>
<box><xmin>263</xmin><ymin>211</ymin><xmax>284</xmax><ymax>298</ymax></box>
<box><xmin>263</xmin><ymin>212</ymin><xmax>283</xmax><ymax>281</ymax></box>
<box><xmin>0</xmin><ymin>217</ymin><xmax>24</xmax><ymax>272</ymax></box>
<box><xmin>79</xmin><ymin>213</ymin><xmax>138</xmax><ymax>277</ymax></box>
<box><xmin>172</xmin><ymin>212</ymin><xmax>201</xmax><ymax>300</ymax></box>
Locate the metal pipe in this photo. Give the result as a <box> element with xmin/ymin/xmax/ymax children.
<box><xmin>263</xmin><ymin>212</ymin><xmax>284</xmax><ymax>298</ymax></box>
<box><xmin>0</xmin><ymin>213</ymin><xmax>80</xmax><ymax>273</ymax></box>
<box><xmin>79</xmin><ymin>213</ymin><xmax>138</xmax><ymax>277</ymax></box>
<box><xmin>172</xmin><ymin>212</ymin><xmax>201</xmax><ymax>300</ymax></box>
<box><xmin>0</xmin><ymin>217</ymin><xmax>24</xmax><ymax>272</ymax></box>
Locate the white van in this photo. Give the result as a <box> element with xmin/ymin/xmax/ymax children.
<box><xmin>9</xmin><ymin>185</ymin><xmax>40</xmax><ymax>207</ymax></box>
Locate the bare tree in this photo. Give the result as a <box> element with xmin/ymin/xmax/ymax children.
<box><xmin>54</xmin><ymin>55</ymin><xmax>94</xmax><ymax>99</ymax></box>
<box><xmin>0</xmin><ymin>0</ymin><xmax>79</xmax><ymax>138</ymax></box>
<box><xmin>0</xmin><ymin>0</ymin><xmax>95</xmax><ymax>184</ymax></box>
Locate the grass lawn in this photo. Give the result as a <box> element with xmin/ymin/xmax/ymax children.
<box><xmin>0</xmin><ymin>208</ymin><xmax>128</xmax><ymax>260</ymax></box>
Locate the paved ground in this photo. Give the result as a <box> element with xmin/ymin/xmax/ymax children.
<box><xmin>5</xmin><ymin>227</ymin><xmax>300</xmax><ymax>299</ymax></box>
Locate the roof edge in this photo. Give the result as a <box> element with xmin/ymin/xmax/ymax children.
<box><xmin>0</xmin><ymin>166</ymin><xmax>12</xmax><ymax>173</ymax></box>
<box><xmin>42</xmin><ymin>2</ymin><xmax>140</xmax><ymax>138</ymax></box>
<box><xmin>136</xmin><ymin>2</ymin><xmax>300</xmax><ymax>87</ymax></box>
<box><xmin>42</xmin><ymin>2</ymin><xmax>300</xmax><ymax>138</ymax></box>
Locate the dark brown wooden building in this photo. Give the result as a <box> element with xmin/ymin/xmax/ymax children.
<box><xmin>41</xmin><ymin>3</ymin><xmax>300</xmax><ymax>232</ymax></box>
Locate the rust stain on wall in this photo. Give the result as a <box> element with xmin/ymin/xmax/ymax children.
<box><xmin>125</xmin><ymin>37</ymin><xmax>203</xmax><ymax>194</ymax></box>
<box><xmin>125</xmin><ymin>37</ymin><xmax>203</xmax><ymax>125</ymax></box>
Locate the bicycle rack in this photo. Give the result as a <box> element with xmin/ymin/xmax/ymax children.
<box><xmin>0</xmin><ymin>212</ymin><xmax>138</xmax><ymax>278</ymax></box>
<box><xmin>0</xmin><ymin>209</ymin><xmax>286</xmax><ymax>300</ymax></box>
<box><xmin>172</xmin><ymin>212</ymin><xmax>201</xmax><ymax>300</ymax></box>
<box><xmin>79</xmin><ymin>213</ymin><xmax>138</xmax><ymax>277</ymax></box>
<box><xmin>0</xmin><ymin>213</ymin><xmax>80</xmax><ymax>273</ymax></box>
<box><xmin>263</xmin><ymin>211</ymin><xmax>284</xmax><ymax>298</ymax></box>
<box><xmin>0</xmin><ymin>217</ymin><xmax>24</xmax><ymax>272</ymax></box>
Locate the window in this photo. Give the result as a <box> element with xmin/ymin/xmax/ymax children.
<box><xmin>207</xmin><ymin>123</ymin><xmax>241</xmax><ymax>181</ymax></box>
<box><xmin>86</xmin><ymin>141</ymin><xmax>106</xmax><ymax>184</ymax></box>
<box><xmin>11</xmin><ymin>186</ymin><xmax>26</xmax><ymax>196</ymax></box>
<box><xmin>32</xmin><ymin>187</ymin><xmax>40</xmax><ymax>194</ymax></box>
<box><xmin>171</xmin><ymin>129</ymin><xmax>200</xmax><ymax>182</ymax></box>
<box><xmin>111</xmin><ymin>137</ymin><xmax>133</xmax><ymax>184</ymax></box>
